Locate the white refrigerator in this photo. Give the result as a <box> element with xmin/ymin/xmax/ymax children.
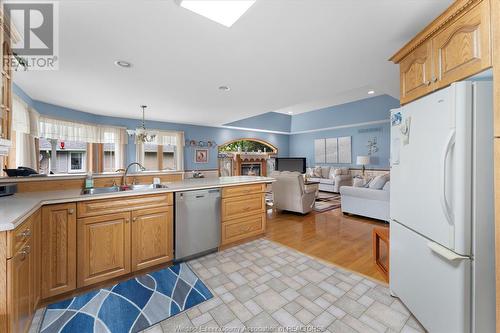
<box><xmin>389</xmin><ymin>81</ymin><xmax>495</xmax><ymax>333</ymax></box>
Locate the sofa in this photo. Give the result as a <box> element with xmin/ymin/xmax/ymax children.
<box><xmin>270</xmin><ymin>171</ymin><xmax>317</xmax><ymax>214</ymax></box>
<box><xmin>306</xmin><ymin>166</ymin><xmax>352</xmax><ymax>193</ymax></box>
<box><xmin>340</xmin><ymin>174</ymin><xmax>390</xmax><ymax>221</ymax></box>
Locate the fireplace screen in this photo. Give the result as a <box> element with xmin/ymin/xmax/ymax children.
<box><xmin>241</xmin><ymin>163</ymin><xmax>261</xmax><ymax>176</ymax></box>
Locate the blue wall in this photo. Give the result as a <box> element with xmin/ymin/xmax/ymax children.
<box><xmin>224</xmin><ymin>112</ymin><xmax>291</xmax><ymax>133</ymax></box>
<box><xmin>289</xmin><ymin>95</ymin><xmax>399</xmax><ymax>169</ymax></box>
<box><xmin>289</xmin><ymin>123</ymin><xmax>391</xmax><ymax>169</ymax></box>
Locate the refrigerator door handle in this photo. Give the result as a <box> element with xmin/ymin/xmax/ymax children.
<box><xmin>440</xmin><ymin>130</ymin><xmax>456</xmax><ymax>230</ymax></box>
<box><xmin>427</xmin><ymin>241</ymin><xmax>469</xmax><ymax>262</ymax></box>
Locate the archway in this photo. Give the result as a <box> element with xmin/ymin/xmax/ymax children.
<box><xmin>218</xmin><ymin>138</ymin><xmax>278</xmax><ymax>154</ymax></box>
<box><xmin>218</xmin><ymin>138</ymin><xmax>277</xmax><ymax>176</ymax></box>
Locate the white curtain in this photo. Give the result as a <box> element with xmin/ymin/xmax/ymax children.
<box><xmin>12</xmin><ymin>96</ymin><xmax>30</xmax><ymax>134</ymax></box>
<box><xmin>12</xmin><ymin>95</ymin><xmax>38</xmax><ymax>168</ymax></box>
<box><xmin>39</xmin><ymin>117</ymin><xmax>125</xmax><ymax>144</ymax></box>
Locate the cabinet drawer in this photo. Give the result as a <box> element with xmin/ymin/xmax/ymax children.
<box><xmin>222</xmin><ymin>193</ymin><xmax>265</xmax><ymax>221</ymax></box>
<box><xmin>221</xmin><ymin>213</ymin><xmax>266</xmax><ymax>245</ymax></box>
<box><xmin>77</xmin><ymin>193</ymin><xmax>173</xmax><ymax>218</ymax></box>
<box><xmin>7</xmin><ymin>214</ymin><xmax>34</xmax><ymax>259</ymax></box>
<box><xmin>222</xmin><ymin>184</ymin><xmax>265</xmax><ymax>198</ymax></box>
<box><xmin>432</xmin><ymin>0</ymin><xmax>491</xmax><ymax>89</ymax></box>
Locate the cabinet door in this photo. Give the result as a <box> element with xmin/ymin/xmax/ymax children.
<box><xmin>41</xmin><ymin>203</ymin><xmax>77</xmax><ymax>299</ymax></box>
<box><xmin>7</xmin><ymin>238</ymin><xmax>33</xmax><ymax>333</ymax></box>
<box><xmin>432</xmin><ymin>0</ymin><xmax>491</xmax><ymax>89</ymax></box>
<box><xmin>32</xmin><ymin>210</ymin><xmax>41</xmax><ymax>310</ymax></box>
<box><xmin>77</xmin><ymin>212</ymin><xmax>131</xmax><ymax>287</ymax></box>
<box><xmin>399</xmin><ymin>41</ymin><xmax>433</xmax><ymax>104</ymax></box>
<box><xmin>131</xmin><ymin>207</ymin><xmax>173</xmax><ymax>271</ymax></box>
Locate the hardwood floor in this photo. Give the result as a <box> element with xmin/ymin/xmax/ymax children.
<box><xmin>265</xmin><ymin>207</ymin><xmax>389</xmax><ymax>282</ymax></box>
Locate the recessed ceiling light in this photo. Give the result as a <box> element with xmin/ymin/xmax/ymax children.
<box><xmin>115</xmin><ymin>60</ymin><xmax>132</xmax><ymax>68</ymax></box>
<box><xmin>287</xmin><ymin>111</ymin><xmax>293</xmax><ymax>115</ymax></box>
<box><xmin>180</xmin><ymin>0</ymin><xmax>256</xmax><ymax>27</ymax></box>
<box><xmin>219</xmin><ymin>86</ymin><xmax>230</xmax><ymax>91</ymax></box>
<box><xmin>368</xmin><ymin>90</ymin><xmax>375</xmax><ymax>95</ymax></box>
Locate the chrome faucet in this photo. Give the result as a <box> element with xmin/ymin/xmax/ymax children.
<box><xmin>122</xmin><ymin>162</ymin><xmax>146</xmax><ymax>187</ymax></box>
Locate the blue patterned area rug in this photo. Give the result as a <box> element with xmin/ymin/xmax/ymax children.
<box><xmin>39</xmin><ymin>263</ymin><xmax>213</xmax><ymax>333</ymax></box>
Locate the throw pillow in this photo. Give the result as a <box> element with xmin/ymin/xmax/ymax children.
<box><xmin>363</xmin><ymin>177</ymin><xmax>373</xmax><ymax>188</ymax></box>
<box><xmin>353</xmin><ymin>178</ymin><xmax>364</xmax><ymax>187</ymax></box>
<box><xmin>328</xmin><ymin>168</ymin><xmax>335</xmax><ymax>179</ymax></box>
<box><xmin>369</xmin><ymin>174</ymin><xmax>390</xmax><ymax>190</ymax></box>
<box><xmin>320</xmin><ymin>166</ymin><xmax>331</xmax><ymax>179</ymax></box>
<box><xmin>333</xmin><ymin>168</ymin><xmax>342</xmax><ymax>176</ymax></box>
<box><xmin>305</xmin><ymin>168</ymin><xmax>314</xmax><ymax>177</ymax></box>
<box><xmin>383</xmin><ymin>181</ymin><xmax>390</xmax><ymax>191</ymax></box>
<box><xmin>313</xmin><ymin>166</ymin><xmax>322</xmax><ymax>177</ymax></box>
<box><xmin>340</xmin><ymin>167</ymin><xmax>349</xmax><ymax>175</ymax></box>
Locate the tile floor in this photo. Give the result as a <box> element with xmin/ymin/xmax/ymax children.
<box><xmin>31</xmin><ymin>239</ymin><xmax>425</xmax><ymax>333</ymax></box>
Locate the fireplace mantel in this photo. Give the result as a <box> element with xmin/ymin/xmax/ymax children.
<box><xmin>232</xmin><ymin>152</ymin><xmax>271</xmax><ymax>177</ymax></box>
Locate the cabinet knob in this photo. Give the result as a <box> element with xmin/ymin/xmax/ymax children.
<box><xmin>133</xmin><ymin>217</ymin><xmax>137</xmax><ymax>222</ymax></box>
<box><xmin>19</xmin><ymin>229</ymin><xmax>31</xmax><ymax>239</ymax></box>
<box><xmin>19</xmin><ymin>245</ymin><xmax>31</xmax><ymax>260</ymax></box>
<box><xmin>68</xmin><ymin>208</ymin><xmax>74</xmax><ymax>215</ymax></box>
<box><xmin>125</xmin><ymin>219</ymin><xmax>130</xmax><ymax>223</ymax></box>
<box><xmin>425</xmin><ymin>80</ymin><xmax>431</xmax><ymax>86</ymax></box>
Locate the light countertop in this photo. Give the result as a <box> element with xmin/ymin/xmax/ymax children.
<box><xmin>0</xmin><ymin>176</ymin><xmax>274</xmax><ymax>232</ymax></box>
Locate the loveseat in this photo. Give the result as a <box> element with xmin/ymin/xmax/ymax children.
<box><xmin>340</xmin><ymin>174</ymin><xmax>390</xmax><ymax>221</ymax></box>
<box><xmin>306</xmin><ymin>166</ymin><xmax>352</xmax><ymax>193</ymax></box>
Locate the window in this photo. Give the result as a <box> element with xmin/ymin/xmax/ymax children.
<box><xmin>143</xmin><ymin>143</ymin><xmax>159</xmax><ymax>170</ymax></box>
<box><xmin>102</xmin><ymin>143</ymin><xmax>116</xmax><ymax>173</ymax></box>
<box><xmin>38</xmin><ymin>138</ymin><xmax>88</xmax><ymax>174</ymax></box>
<box><xmin>137</xmin><ymin>131</ymin><xmax>184</xmax><ymax>171</ymax></box>
<box><xmin>37</xmin><ymin>117</ymin><xmax>126</xmax><ymax>175</ymax></box>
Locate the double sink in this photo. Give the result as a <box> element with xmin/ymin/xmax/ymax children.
<box><xmin>81</xmin><ymin>183</ymin><xmax>168</xmax><ymax>195</ymax></box>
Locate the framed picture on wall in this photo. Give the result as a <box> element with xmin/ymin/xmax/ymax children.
<box><xmin>194</xmin><ymin>149</ymin><xmax>209</xmax><ymax>163</ymax></box>
<box><xmin>314</xmin><ymin>139</ymin><xmax>326</xmax><ymax>163</ymax></box>
<box><xmin>338</xmin><ymin>136</ymin><xmax>352</xmax><ymax>164</ymax></box>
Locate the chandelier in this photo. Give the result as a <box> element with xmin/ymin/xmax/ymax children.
<box><xmin>126</xmin><ymin>105</ymin><xmax>157</xmax><ymax>144</ymax></box>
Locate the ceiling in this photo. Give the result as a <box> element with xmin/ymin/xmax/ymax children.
<box><xmin>13</xmin><ymin>0</ymin><xmax>453</xmax><ymax>126</ymax></box>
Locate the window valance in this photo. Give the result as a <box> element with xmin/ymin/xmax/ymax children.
<box><xmin>39</xmin><ymin>116</ymin><xmax>126</xmax><ymax>144</ymax></box>
<box><xmin>151</xmin><ymin>130</ymin><xmax>185</xmax><ymax>147</ymax></box>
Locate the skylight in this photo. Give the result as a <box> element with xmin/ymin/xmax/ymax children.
<box><xmin>180</xmin><ymin>0</ymin><xmax>256</xmax><ymax>27</ymax></box>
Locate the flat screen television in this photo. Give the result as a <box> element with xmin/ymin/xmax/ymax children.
<box><xmin>275</xmin><ymin>158</ymin><xmax>306</xmax><ymax>174</ymax></box>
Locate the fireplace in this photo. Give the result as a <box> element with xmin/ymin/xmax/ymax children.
<box><xmin>241</xmin><ymin>163</ymin><xmax>261</xmax><ymax>176</ymax></box>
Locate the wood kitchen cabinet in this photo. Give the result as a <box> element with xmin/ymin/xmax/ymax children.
<box><xmin>5</xmin><ymin>209</ymin><xmax>40</xmax><ymax>333</ymax></box>
<box><xmin>76</xmin><ymin>193</ymin><xmax>174</xmax><ymax>285</ymax></box>
<box><xmin>41</xmin><ymin>203</ymin><xmax>77</xmax><ymax>299</ymax></box>
<box><xmin>431</xmin><ymin>0</ymin><xmax>491</xmax><ymax>90</ymax></box>
<box><xmin>221</xmin><ymin>184</ymin><xmax>267</xmax><ymax>247</ymax></box>
<box><xmin>222</xmin><ymin>193</ymin><xmax>265</xmax><ymax>221</ymax></box>
<box><xmin>390</xmin><ymin>0</ymin><xmax>492</xmax><ymax>104</ymax></box>
<box><xmin>399</xmin><ymin>41</ymin><xmax>434</xmax><ymax>105</ymax></box>
<box><xmin>77</xmin><ymin>212</ymin><xmax>131</xmax><ymax>287</ymax></box>
<box><xmin>131</xmin><ymin>207</ymin><xmax>173</xmax><ymax>271</ymax></box>
<box><xmin>7</xmin><ymin>237</ymin><xmax>33</xmax><ymax>333</ymax></box>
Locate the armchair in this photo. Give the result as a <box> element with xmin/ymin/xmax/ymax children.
<box><xmin>270</xmin><ymin>171</ymin><xmax>316</xmax><ymax>214</ymax></box>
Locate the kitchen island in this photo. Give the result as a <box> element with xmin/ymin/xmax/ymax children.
<box><xmin>0</xmin><ymin>176</ymin><xmax>273</xmax><ymax>333</ymax></box>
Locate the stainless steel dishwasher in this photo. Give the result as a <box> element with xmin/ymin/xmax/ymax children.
<box><xmin>175</xmin><ymin>188</ymin><xmax>221</xmax><ymax>262</ymax></box>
